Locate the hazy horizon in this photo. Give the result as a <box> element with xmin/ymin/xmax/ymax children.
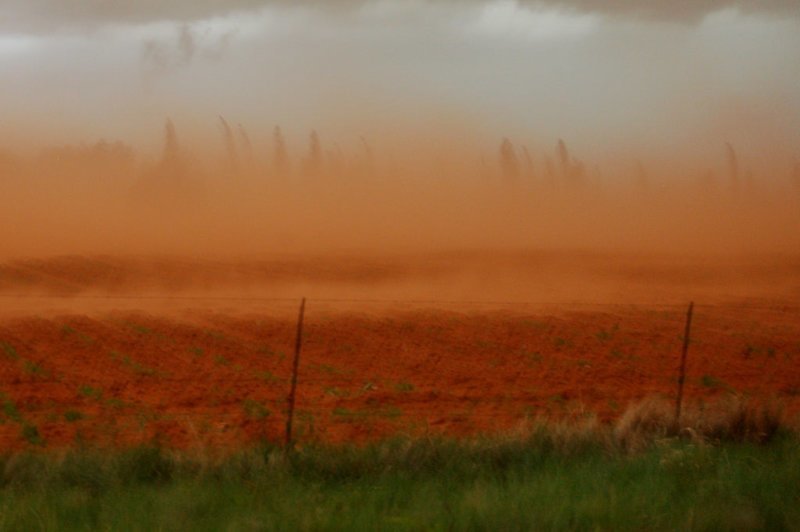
<box><xmin>1</xmin><ymin>1</ymin><xmax>799</xmax><ymax>260</ymax></box>
<box><xmin>1</xmin><ymin>1</ymin><xmax>798</xmax><ymax>167</ymax></box>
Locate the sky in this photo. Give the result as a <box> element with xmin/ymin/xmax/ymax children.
<box><xmin>1</xmin><ymin>0</ymin><xmax>799</xmax><ymax>165</ymax></box>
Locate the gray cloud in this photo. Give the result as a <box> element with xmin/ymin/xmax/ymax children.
<box><xmin>1</xmin><ymin>0</ymin><xmax>272</xmax><ymax>32</ymax></box>
<box><xmin>141</xmin><ymin>23</ymin><xmax>235</xmax><ymax>78</ymax></box>
<box><xmin>2</xmin><ymin>0</ymin><xmax>798</xmax><ymax>33</ymax></box>
<box><xmin>547</xmin><ymin>0</ymin><xmax>800</xmax><ymax>21</ymax></box>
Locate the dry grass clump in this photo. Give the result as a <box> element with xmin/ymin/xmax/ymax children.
<box><xmin>613</xmin><ymin>396</ymin><xmax>675</xmax><ymax>452</ymax></box>
<box><xmin>613</xmin><ymin>395</ymin><xmax>788</xmax><ymax>452</ymax></box>
<box><xmin>690</xmin><ymin>395</ymin><xmax>784</xmax><ymax>444</ymax></box>
<box><xmin>543</xmin><ymin>415</ymin><xmax>608</xmax><ymax>454</ymax></box>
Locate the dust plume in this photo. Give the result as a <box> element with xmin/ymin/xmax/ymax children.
<box><xmin>1</xmin><ymin>117</ymin><xmax>798</xmax><ymax>261</ymax></box>
<box><xmin>1</xmin><ymin>1</ymin><xmax>799</xmax><ymax>306</ymax></box>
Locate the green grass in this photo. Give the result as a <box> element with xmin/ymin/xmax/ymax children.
<box><xmin>0</xmin><ymin>435</ymin><xmax>797</xmax><ymax>530</ymax></box>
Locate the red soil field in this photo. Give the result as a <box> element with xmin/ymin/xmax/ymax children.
<box><xmin>1</xmin><ymin>253</ymin><xmax>799</xmax><ymax>449</ymax></box>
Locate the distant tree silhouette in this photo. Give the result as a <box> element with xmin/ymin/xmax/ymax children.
<box><xmin>499</xmin><ymin>137</ymin><xmax>518</xmax><ymax>180</ymax></box>
<box><xmin>360</xmin><ymin>136</ymin><xmax>374</xmax><ymax>176</ymax></box>
<box><xmin>555</xmin><ymin>138</ymin><xmax>585</xmax><ymax>184</ymax></box>
<box><xmin>544</xmin><ymin>156</ymin><xmax>555</xmax><ymax>183</ymax></box>
<box><xmin>237</xmin><ymin>124</ymin><xmax>254</xmax><ymax>170</ymax></box>
<box><xmin>522</xmin><ymin>146</ymin><xmax>535</xmax><ymax>180</ymax></box>
<box><xmin>161</xmin><ymin>118</ymin><xmax>181</xmax><ymax>172</ymax></box>
<box><xmin>219</xmin><ymin>116</ymin><xmax>239</xmax><ymax>175</ymax></box>
<box><xmin>556</xmin><ymin>138</ymin><xmax>570</xmax><ymax>179</ymax></box>
<box><xmin>793</xmin><ymin>161</ymin><xmax>800</xmax><ymax>191</ymax></box>
<box><xmin>305</xmin><ymin>130</ymin><xmax>322</xmax><ymax>175</ymax></box>
<box><xmin>327</xmin><ymin>143</ymin><xmax>345</xmax><ymax>175</ymax></box>
<box><xmin>725</xmin><ymin>142</ymin><xmax>739</xmax><ymax>192</ymax></box>
<box><xmin>635</xmin><ymin>159</ymin><xmax>649</xmax><ymax>191</ymax></box>
<box><xmin>273</xmin><ymin>125</ymin><xmax>289</xmax><ymax>175</ymax></box>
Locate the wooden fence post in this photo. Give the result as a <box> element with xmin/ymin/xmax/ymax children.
<box><xmin>285</xmin><ymin>297</ymin><xmax>306</xmax><ymax>449</ymax></box>
<box><xmin>674</xmin><ymin>301</ymin><xmax>694</xmax><ymax>430</ymax></box>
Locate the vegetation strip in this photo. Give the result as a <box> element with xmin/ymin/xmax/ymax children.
<box><xmin>0</xmin><ymin>431</ymin><xmax>797</xmax><ymax>530</ymax></box>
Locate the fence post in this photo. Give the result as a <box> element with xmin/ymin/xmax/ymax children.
<box><xmin>285</xmin><ymin>297</ymin><xmax>306</xmax><ymax>450</ymax></box>
<box><xmin>674</xmin><ymin>301</ymin><xmax>694</xmax><ymax>430</ymax></box>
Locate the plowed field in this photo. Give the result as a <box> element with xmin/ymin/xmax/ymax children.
<box><xmin>1</xmin><ymin>252</ymin><xmax>798</xmax><ymax>449</ymax></box>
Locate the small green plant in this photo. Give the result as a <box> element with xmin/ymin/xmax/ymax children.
<box><xmin>213</xmin><ymin>355</ymin><xmax>230</xmax><ymax>367</ymax></box>
<box><xmin>105</xmin><ymin>398</ymin><xmax>126</xmax><ymax>410</ymax></box>
<box><xmin>79</xmin><ymin>385</ymin><xmax>103</xmax><ymax>400</ymax></box>
<box><xmin>522</xmin><ymin>350</ymin><xmax>543</xmax><ymax>364</ymax></box>
<box><xmin>335</xmin><ymin>343</ymin><xmax>356</xmax><ymax>355</ymax></box>
<box><xmin>477</xmin><ymin>340</ymin><xmax>497</xmax><ymax>350</ymax></box>
<box><xmin>64</xmin><ymin>410</ymin><xmax>84</xmax><ymax>422</ymax></box>
<box><xmin>257</xmin><ymin>346</ymin><xmax>286</xmax><ymax>360</ymax></box>
<box><xmin>332</xmin><ymin>407</ymin><xmax>362</xmax><ymax>420</ymax></box>
<box><xmin>205</xmin><ymin>329</ymin><xmax>227</xmax><ymax>341</ymax></box>
<box><xmin>0</xmin><ymin>340</ymin><xmax>20</xmax><ymax>360</ymax></box>
<box><xmin>242</xmin><ymin>399</ymin><xmax>270</xmax><ymax>420</ymax></box>
<box><xmin>333</xmin><ymin>406</ymin><xmax>402</xmax><ymax>421</ymax></box>
<box><xmin>128</xmin><ymin>323</ymin><xmax>152</xmax><ymax>335</ymax></box>
<box><xmin>110</xmin><ymin>351</ymin><xmax>156</xmax><ymax>376</ymax></box>
<box><xmin>596</xmin><ymin>323</ymin><xmax>620</xmax><ymax>342</ymax></box>
<box><xmin>395</xmin><ymin>382</ymin><xmax>414</xmax><ymax>393</ymax></box>
<box><xmin>554</xmin><ymin>337</ymin><xmax>571</xmax><ymax>349</ymax></box>
<box><xmin>700</xmin><ymin>374</ymin><xmax>728</xmax><ymax>390</ymax></box>
<box><xmin>743</xmin><ymin>344</ymin><xmax>778</xmax><ymax>359</ymax></box>
<box><xmin>549</xmin><ymin>393</ymin><xmax>567</xmax><ymax>406</ymax></box>
<box><xmin>190</xmin><ymin>346</ymin><xmax>204</xmax><ymax>358</ymax></box>
<box><xmin>521</xmin><ymin>318</ymin><xmax>547</xmax><ymax>330</ymax></box>
<box><xmin>380</xmin><ymin>406</ymin><xmax>403</xmax><ymax>419</ymax></box>
<box><xmin>2</xmin><ymin>394</ymin><xmax>22</xmax><ymax>423</ymax></box>
<box><xmin>255</xmin><ymin>345</ymin><xmax>274</xmax><ymax>356</ymax></box>
<box><xmin>23</xmin><ymin>359</ymin><xmax>45</xmax><ymax>376</ymax></box>
<box><xmin>61</xmin><ymin>326</ymin><xmax>93</xmax><ymax>345</ymax></box>
<box><xmin>21</xmin><ymin>423</ymin><xmax>44</xmax><ymax>446</ymax></box>
<box><xmin>258</xmin><ymin>370</ymin><xmax>282</xmax><ymax>383</ymax></box>
<box><xmin>313</xmin><ymin>363</ymin><xmax>348</xmax><ymax>375</ymax></box>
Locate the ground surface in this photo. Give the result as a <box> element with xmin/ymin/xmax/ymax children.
<box><xmin>1</xmin><ymin>251</ymin><xmax>798</xmax><ymax>448</ymax></box>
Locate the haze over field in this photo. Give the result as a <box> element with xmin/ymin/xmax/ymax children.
<box><xmin>0</xmin><ymin>0</ymin><xmax>799</xmax><ymax>261</ymax></box>
<box><xmin>3</xmin><ymin>2</ymin><xmax>800</xmax><ymax>468</ymax></box>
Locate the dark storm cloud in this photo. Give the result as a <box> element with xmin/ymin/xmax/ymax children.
<box><xmin>1</xmin><ymin>0</ymin><xmax>274</xmax><ymax>32</ymax></box>
<box><xmin>2</xmin><ymin>0</ymin><xmax>798</xmax><ymax>33</ymax></box>
<box><xmin>548</xmin><ymin>0</ymin><xmax>800</xmax><ymax>21</ymax></box>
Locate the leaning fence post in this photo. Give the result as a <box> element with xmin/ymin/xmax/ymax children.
<box><xmin>285</xmin><ymin>297</ymin><xmax>306</xmax><ymax>450</ymax></box>
<box><xmin>674</xmin><ymin>301</ymin><xmax>694</xmax><ymax>430</ymax></box>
